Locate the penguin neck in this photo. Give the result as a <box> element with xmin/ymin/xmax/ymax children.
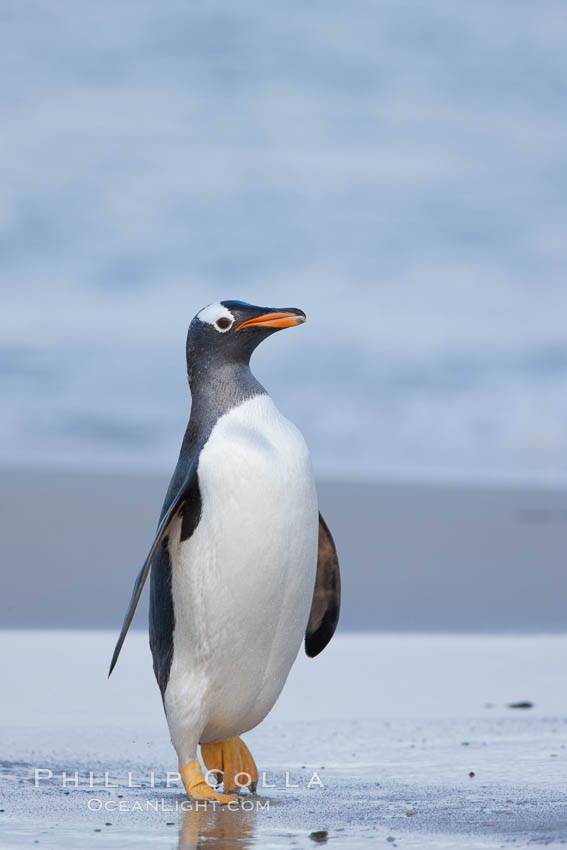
<box><xmin>185</xmin><ymin>357</ymin><xmax>266</xmax><ymax>449</ymax></box>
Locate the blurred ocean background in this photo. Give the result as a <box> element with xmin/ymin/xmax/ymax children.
<box><xmin>1</xmin><ymin>0</ymin><xmax>567</xmax><ymax>483</ymax></box>
<box><xmin>4</xmin><ymin>14</ymin><xmax>567</xmax><ymax>848</ymax></box>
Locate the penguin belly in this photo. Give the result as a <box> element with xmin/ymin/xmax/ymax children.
<box><xmin>164</xmin><ymin>394</ymin><xmax>319</xmax><ymax>754</ymax></box>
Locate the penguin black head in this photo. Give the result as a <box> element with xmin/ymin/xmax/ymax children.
<box><xmin>187</xmin><ymin>300</ymin><xmax>306</xmax><ymax>378</ymax></box>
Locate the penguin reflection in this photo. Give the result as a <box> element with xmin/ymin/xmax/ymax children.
<box><xmin>178</xmin><ymin>802</ymin><xmax>256</xmax><ymax>849</ymax></box>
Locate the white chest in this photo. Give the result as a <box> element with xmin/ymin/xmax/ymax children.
<box><xmin>196</xmin><ymin>393</ymin><xmax>317</xmax><ymax>560</ymax></box>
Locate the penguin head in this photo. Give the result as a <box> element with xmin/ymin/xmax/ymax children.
<box><xmin>187</xmin><ymin>300</ymin><xmax>306</xmax><ymax>371</ymax></box>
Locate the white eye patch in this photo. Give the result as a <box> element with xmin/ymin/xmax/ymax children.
<box><xmin>196</xmin><ymin>303</ymin><xmax>235</xmax><ymax>333</ymax></box>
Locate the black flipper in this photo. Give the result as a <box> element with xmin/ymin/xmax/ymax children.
<box><xmin>305</xmin><ymin>512</ymin><xmax>341</xmax><ymax>658</ymax></box>
<box><xmin>108</xmin><ymin>462</ymin><xmax>200</xmax><ymax>677</ymax></box>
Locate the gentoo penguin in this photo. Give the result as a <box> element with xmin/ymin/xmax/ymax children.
<box><xmin>109</xmin><ymin>301</ymin><xmax>341</xmax><ymax>803</ymax></box>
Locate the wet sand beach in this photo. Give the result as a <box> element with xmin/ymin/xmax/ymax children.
<box><xmin>2</xmin><ymin>466</ymin><xmax>567</xmax><ymax>632</ymax></box>
<box><xmin>2</xmin><ymin>631</ymin><xmax>567</xmax><ymax>848</ymax></box>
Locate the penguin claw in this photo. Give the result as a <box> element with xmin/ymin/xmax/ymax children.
<box><xmin>191</xmin><ymin>786</ymin><xmax>238</xmax><ymax>805</ymax></box>
<box><xmin>200</xmin><ymin>736</ymin><xmax>259</xmax><ymax>794</ymax></box>
<box><xmin>180</xmin><ymin>759</ymin><xmax>238</xmax><ymax>805</ymax></box>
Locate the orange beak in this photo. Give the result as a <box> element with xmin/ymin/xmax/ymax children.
<box><xmin>235</xmin><ymin>311</ymin><xmax>306</xmax><ymax>332</ymax></box>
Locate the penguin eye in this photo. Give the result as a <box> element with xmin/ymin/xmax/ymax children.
<box><xmin>216</xmin><ymin>317</ymin><xmax>232</xmax><ymax>331</ymax></box>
